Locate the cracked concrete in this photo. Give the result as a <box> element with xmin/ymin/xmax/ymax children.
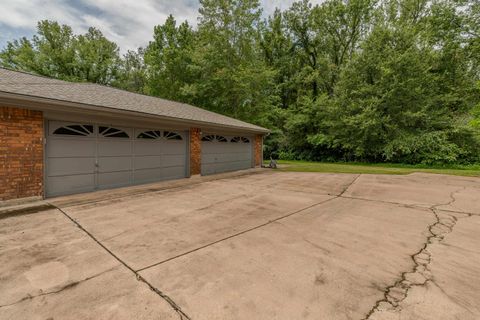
<box><xmin>1</xmin><ymin>170</ymin><xmax>479</xmax><ymax>319</ymax></box>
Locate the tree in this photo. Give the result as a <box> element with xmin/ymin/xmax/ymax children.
<box><xmin>144</xmin><ymin>15</ymin><xmax>197</xmax><ymax>101</ymax></box>
<box><xmin>0</xmin><ymin>20</ymin><xmax>120</xmax><ymax>85</ymax></box>
<box><xmin>114</xmin><ymin>48</ymin><xmax>147</xmax><ymax>93</ymax></box>
<box><xmin>191</xmin><ymin>0</ymin><xmax>278</xmax><ymax>125</ymax></box>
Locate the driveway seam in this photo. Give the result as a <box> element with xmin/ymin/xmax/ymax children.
<box><xmin>339</xmin><ymin>195</ymin><xmax>475</xmax><ymax>217</ymax></box>
<box><xmin>136</xmin><ymin>173</ymin><xmax>363</xmax><ymax>272</ymax></box>
<box><xmin>136</xmin><ymin>196</ymin><xmax>338</xmax><ymax>273</ymax></box>
<box><xmin>50</xmin><ymin>204</ymin><xmax>191</xmax><ymax>320</ymax></box>
<box><xmin>339</xmin><ymin>174</ymin><xmax>361</xmax><ymax>196</ymax></box>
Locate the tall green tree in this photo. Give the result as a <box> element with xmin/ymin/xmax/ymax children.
<box><xmin>191</xmin><ymin>0</ymin><xmax>278</xmax><ymax>125</ymax></box>
<box><xmin>144</xmin><ymin>15</ymin><xmax>197</xmax><ymax>101</ymax></box>
<box><xmin>114</xmin><ymin>48</ymin><xmax>147</xmax><ymax>93</ymax></box>
<box><xmin>0</xmin><ymin>20</ymin><xmax>120</xmax><ymax>84</ymax></box>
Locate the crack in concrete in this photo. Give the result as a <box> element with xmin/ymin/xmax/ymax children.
<box><xmin>362</xmin><ymin>189</ymin><xmax>472</xmax><ymax>319</ymax></box>
<box><xmin>50</xmin><ymin>205</ymin><xmax>191</xmax><ymax>320</ymax></box>
<box><xmin>0</xmin><ymin>266</ymin><xmax>119</xmax><ymax>308</ymax></box>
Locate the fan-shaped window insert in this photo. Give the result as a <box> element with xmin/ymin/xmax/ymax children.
<box><xmin>202</xmin><ymin>135</ymin><xmax>227</xmax><ymax>142</ymax></box>
<box><xmin>137</xmin><ymin>130</ymin><xmax>162</xmax><ymax>139</ymax></box>
<box><xmin>99</xmin><ymin>126</ymin><xmax>129</xmax><ymax>138</ymax></box>
<box><xmin>53</xmin><ymin>124</ymin><xmax>93</xmax><ymax>136</ymax></box>
<box><xmin>231</xmin><ymin>136</ymin><xmax>250</xmax><ymax>143</ymax></box>
<box><xmin>202</xmin><ymin>135</ymin><xmax>216</xmax><ymax>142</ymax></box>
<box><xmin>216</xmin><ymin>135</ymin><xmax>227</xmax><ymax>142</ymax></box>
<box><xmin>164</xmin><ymin>131</ymin><xmax>183</xmax><ymax>140</ymax></box>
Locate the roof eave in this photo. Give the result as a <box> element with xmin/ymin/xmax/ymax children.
<box><xmin>0</xmin><ymin>91</ymin><xmax>270</xmax><ymax>134</ymax></box>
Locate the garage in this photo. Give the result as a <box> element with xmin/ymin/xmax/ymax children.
<box><xmin>201</xmin><ymin>134</ymin><xmax>253</xmax><ymax>175</ymax></box>
<box><xmin>0</xmin><ymin>67</ymin><xmax>268</xmax><ymax>201</ymax></box>
<box><xmin>46</xmin><ymin>121</ymin><xmax>187</xmax><ymax>197</ymax></box>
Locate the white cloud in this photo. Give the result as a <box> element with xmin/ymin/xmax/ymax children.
<box><xmin>0</xmin><ymin>0</ymin><xmax>325</xmax><ymax>53</ymax></box>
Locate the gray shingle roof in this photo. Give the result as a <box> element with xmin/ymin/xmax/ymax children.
<box><xmin>0</xmin><ymin>68</ymin><xmax>268</xmax><ymax>133</ymax></box>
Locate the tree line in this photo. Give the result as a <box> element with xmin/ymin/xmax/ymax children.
<box><xmin>1</xmin><ymin>0</ymin><xmax>479</xmax><ymax>164</ymax></box>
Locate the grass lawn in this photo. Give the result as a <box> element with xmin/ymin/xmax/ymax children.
<box><xmin>269</xmin><ymin>160</ymin><xmax>480</xmax><ymax>177</ymax></box>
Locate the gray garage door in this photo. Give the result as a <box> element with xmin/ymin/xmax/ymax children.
<box><xmin>201</xmin><ymin>134</ymin><xmax>253</xmax><ymax>175</ymax></box>
<box><xmin>46</xmin><ymin>121</ymin><xmax>187</xmax><ymax>197</ymax></box>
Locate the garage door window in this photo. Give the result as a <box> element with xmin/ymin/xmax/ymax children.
<box><xmin>137</xmin><ymin>130</ymin><xmax>162</xmax><ymax>139</ymax></box>
<box><xmin>164</xmin><ymin>131</ymin><xmax>183</xmax><ymax>140</ymax></box>
<box><xmin>202</xmin><ymin>135</ymin><xmax>227</xmax><ymax>142</ymax></box>
<box><xmin>99</xmin><ymin>126</ymin><xmax>129</xmax><ymax>138</ymax></box>
<box><xmin>231</xmin><ymin>136</ymin><xmax>250</xmax><ymax>143</ymax></box>
<box><xmin>53</xmin><ymin>124</ymin><xmax>94</xmax><ymax>136</ymax></box>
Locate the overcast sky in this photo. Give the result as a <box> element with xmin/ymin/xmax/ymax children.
<box><xmin>0</xmin><ymin>0</ymin><xmax>323</xmax><ymax>54</ymax></box>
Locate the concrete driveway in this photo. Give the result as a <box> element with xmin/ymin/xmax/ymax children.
<box><xmin>1</xmin><ymin>171</ymin><xmax>479</xmax><ymax>320</ymax></box>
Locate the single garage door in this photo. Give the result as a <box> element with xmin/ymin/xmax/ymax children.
<box><xmin>201</xmin><ymin>134</ymin><xmax>253</xmax><ymax>175</ymax></box>
<box><xmin>46</xmin><ymin>121</ymin><xmax>187</xmax><ymax>197</ymax></box>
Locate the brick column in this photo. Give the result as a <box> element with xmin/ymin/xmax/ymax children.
<box><xmin>189</xmin><ymin>128</ymin><xmax>201</xmax><ymax>176</ymax></box>
<box><xmin>1</xmin><ymin>107</ymin><xmax>44</xmax><ymax>201</ymax></box>
<box><xmin>254</xmin><ymin>134</ymin><xmax>263</xmax><ymax>167</ymax></box>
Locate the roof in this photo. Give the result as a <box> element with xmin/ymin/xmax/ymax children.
<box><xmin>0</xmin><ymin>67</ymin><xmax>269</xmax><ymax>133</ymax></box>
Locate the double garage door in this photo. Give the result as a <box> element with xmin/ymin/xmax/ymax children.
<box><xmin>201</xmin><ymin>134</ymin><xmax>253</xmax><ymax>175</ymax></box>
<box><xmin>46</xmin><ymin>121</ymin><xmax>187</xmax><ymax>197</ymax></box>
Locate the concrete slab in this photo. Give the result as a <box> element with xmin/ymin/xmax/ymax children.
<box><xmin>369</xmin><ymin>212</ymin><xmax>480</xmax><ymax>320</ymax></box>
<box><xmin>0</xmin><ymin>209</ymin><xmax>180</xmax><ymax>319</ymax></box>
<box><xmin>1</xmin><ymin>171</ymin><xmax>480</xmax><ymax>320</ymax></box>
<box><xmin>139</xmin><ymin>197</ymin><xmax>434</xmax><ymax>320</ymax></box>
<box><xmin>343</xmin><ymin>173</ymin><xmax>474</xmax><ymax>208</ymax></box>
<box><xmin>59</xmin><ymin>173</ymin><xmax>353</xmax><ymax>270</ymax></box>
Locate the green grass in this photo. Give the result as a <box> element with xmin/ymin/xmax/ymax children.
<box><xmin>267</xmin><ymin>160</ymin><xmax>480</xmax><ymax>177</ymax></box>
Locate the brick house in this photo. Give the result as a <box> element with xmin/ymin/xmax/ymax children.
<box><xmin>0</xmin><ymin>68</ymin><xmax>267</xmax><ymax>201</ymax></box>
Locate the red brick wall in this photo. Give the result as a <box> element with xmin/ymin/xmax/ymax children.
<box><xmin>0</xmin><ymin>107</ymin><xmax>44</xmax><ymax>201</ymax></box>
<box><xmin>254</xmin><ymin>134</ymin><xmax>263</xmax><ymax>166</ymax></box>
<box><xmin>189</xmin><ymin>128</ymin><xmax>201</xmax><ymax>176</ymax></box>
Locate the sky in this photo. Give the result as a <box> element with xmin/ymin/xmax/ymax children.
<box><xmin>0</xmin><ymin>0</ymin><xmax>323</xmax><ymax>54</ymax></box>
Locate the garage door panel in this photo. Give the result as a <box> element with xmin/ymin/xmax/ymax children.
<box><xmin>47</xmin><ymin>157</ymin><xmax>95</xmax><ymax>176</ymax></box>
<box><xmin>161</xmin><ymin>166</ymin><xmax>186</xmax><ymax>179</ymax></box>
<box><xmin>201</xmin><ymin>153</ymin><xmax>217</xmax><ymax>164</ymax></box>
<box><xmin>162</xmin><ymin>154</ymin><xmax>186</xmax><ymax>167</ymax></box>
<box><xmin>214</xmin><ymin>153</ymin><xmax>248</xmax><ymax>163</ymax></box>
<box><xmin>98</xmin><ymin>157</ymin><xmax>132</xmax><ymax>172</ymax></box>
<box><xmin>98</xmin><ymin>140</ymin><xmax>132</xmax><ymax>156</ymax></box>
<box><xmin>161</xmin><ymin>142</ymin><xmax>185</xmax><ymax>154</ymax></box>
<box><xmin>134</xmin><ymin>168</ymin><xmax>163</xmax><ymax>184</ymax></box>
<box><xmin>98</xmin><ymin>171</ymin><xmax>133</xmax><ymax>189</ymax></box>
<box><xmin>134</xmin><ymin>155</ymin><xmax>162</xmax><ymax>170</ymax></box>
<box><xmin>47</xmin><ymin>139</ymin><xmax>95</xmax><ymax>158</ymax></box>
<box><xmin>212</xmin><ymin>152</ymin><xmax>251</xmax><ymax>163</ymax></box>
<box><xmin>46</xmin><ymin>174</ymin><xmax>95</xmax><ymax>197</ymax></box>
<box><xmin>134</xmin><ymin>142</ymin><xmax>163</xmax><ymax>156</ymax></box>
<box><xmin>201</xmin><ymin>164</ymin><xmax>216</xmax><ymax>175</ymax></box>
<box><xmin>201</xmin><ymin>135</ymin><xmax>253</xmax><ymax>175</ymax></box>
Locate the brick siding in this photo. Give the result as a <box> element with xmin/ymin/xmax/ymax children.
<box><xmin>189</xmin><ymin>128</ymin><xmax>201</xmax><ymax>176</ymax></box>
<box><xmin>254</xmin><ymin>134</ymin><xmax>263</xmax><ymax>166</ymax></box>
<box><xmin>0</xmin><ymin>107</ymin><xmax>44</xmax><ymax>201</ymax></box>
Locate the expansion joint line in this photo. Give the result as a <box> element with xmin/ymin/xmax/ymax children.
<box><xmin>50</xmin><ymin>204</ymin><xmax>191</xmax><ymax>320</ymax></box>
<box><xmin>136</xmin><ymin>196</ymin><xmax>337</xmax><ymax>272</ymax></box>
<box><xmin>339</xmin><ymin>174</ymin><xmax>361</xmax><ymax>197</ymax></box>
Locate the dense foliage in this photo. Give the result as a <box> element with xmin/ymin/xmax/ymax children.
<box><xmin>1</xmin><ymin>0</ymin><xmax>479</xmax><ymax>164</ymax></box>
